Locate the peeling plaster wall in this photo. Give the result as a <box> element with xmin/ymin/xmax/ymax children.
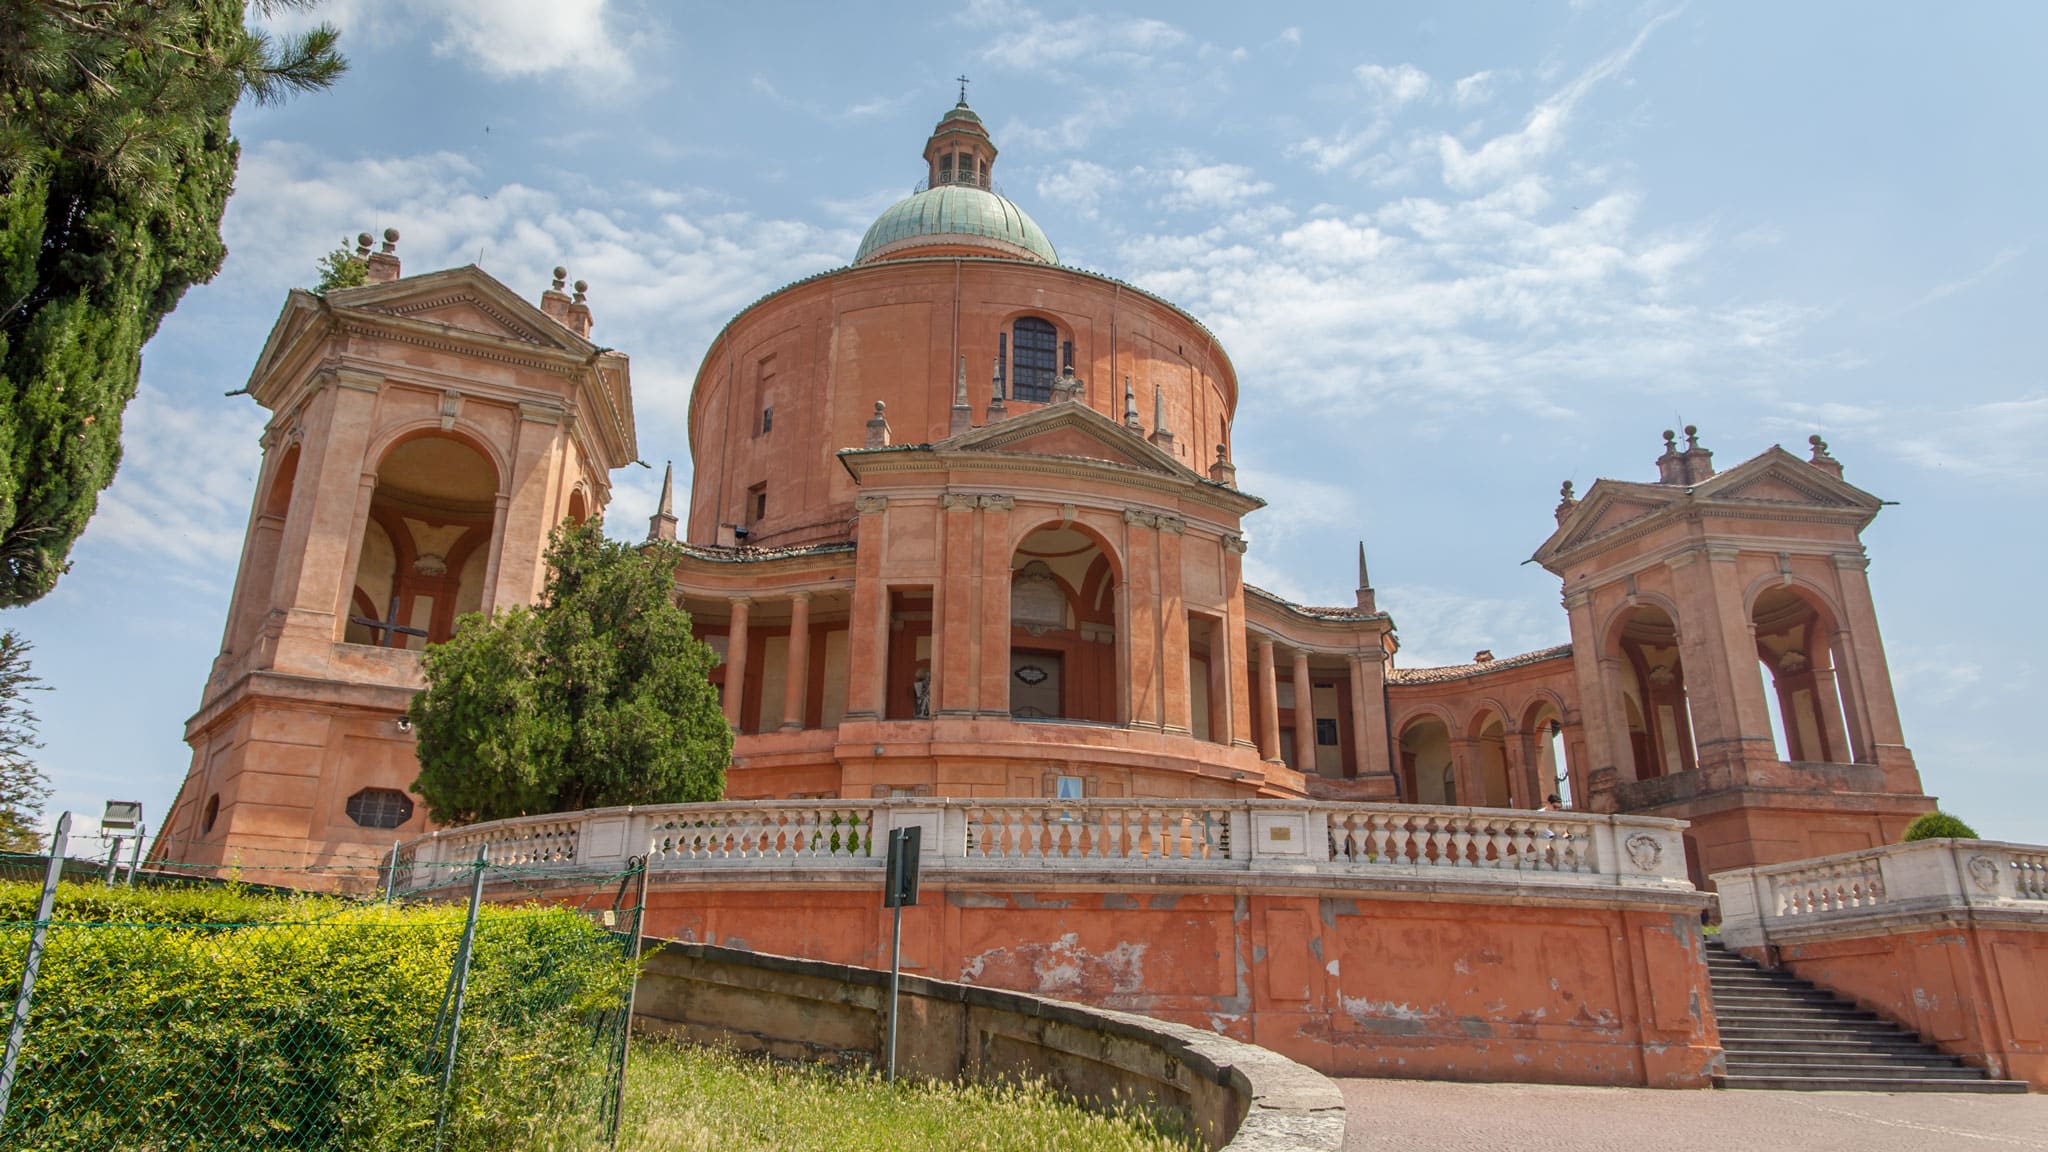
<box><xmin>637</xmin><ymin>880</ymin><xmax>1719</xmax><ymax>1088</ymax></box>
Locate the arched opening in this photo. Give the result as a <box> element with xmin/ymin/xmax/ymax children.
<box><xmin>1008</xmin><ymin>524</ymin><xmax>1118</xmax><ymax>723</ymax></box>
<box><xmin>1750</xmin><ymin>585</ymin><xmax>1856</xmax><ymax>764</ymax></box>
<box><xmin>566</xmin><ymin>488</ymin><xmax>589</xmax><ymax>525</ymax></box>
<box><xmin>345</xmin><ymin>434</ymin><xmax>497</xmax><ymax>650</ymax></box>
<box><xmin>1398</xmin><ymin>716</ymin><xmax>1455</xmax><ymax>805</ymax></box>
<box><xmin>1521</xmin><ymin>698</ymin><xmax>1575</xmax><ymax>809</ymax></box>
<box><xmin>1470</xmin><ymin>711</ymin><xmax>1511</xmax><ymax>807</ymax></box>
<box><xmin>232</xmin><ymin>443</ymin><xmax>300</xmax><ymax>653</ymax></box>
<box><xmin>1611</xmin><ymin>604</ymin><xmax>1696</xmax><ymax>780</ymax></box>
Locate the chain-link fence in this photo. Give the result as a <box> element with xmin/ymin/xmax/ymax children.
<box><xmin>0</xmin><ymin>824</ymin><xmax>645</xmax><ymax>1152</ymax></box>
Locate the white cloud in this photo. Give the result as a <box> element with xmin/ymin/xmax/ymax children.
<box><xmin>1383</xmin><ymin>586</ymin><xmax>1567</xmax><ymax>670</ymax></box>
<box><xmin>1036</xmin><ymin>159</ymin><xmax>1120</xmax><ymax>219</ymax></box>
<box><xmin>1356</xmin><ymin>63</ymin><xmax>1432</xmax><ymax>110</ymax></box>
<box><xmin>1438</xmin><ymin>8</ymin><xmax>1679</xmax><ymax>190</ymax></box>
<box><xmin>962</xmin><ymin>0</ymin><xmax>1188</xmax><ymax>71</ymax></box>
<box><xmin>1894</xmin><ymin>244</ymin><xmax>2027</xmax><ymax>316</ymax></box>
<box><xmin>1157</xmin><ymin>164</ymin><xmax>1273</xmax><ymax>212</ymax></box>
<box><xmin>85</xmin><ymin>385</ymin><xmax>266</xmax><ymax>577</ymax></box>
<box><xmin>264</xmin><ymin>0</ymin><xmax>649</xmax><ymax>93</ymax></box>
<box><xmin>1452</xmin><ymin>70</ymin><xmax>1499</xmax><ymax>107</ymax></box>
<box><xmin>1888</xmin><ymin>396</ymin><xmax>2048</xmax><ymax>481</ymax></box>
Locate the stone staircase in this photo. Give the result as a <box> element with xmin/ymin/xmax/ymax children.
<box><xmin>1706</xmin><ymin>940</ymin><xmax>2028</xmax><ymax>1092</ymax></box>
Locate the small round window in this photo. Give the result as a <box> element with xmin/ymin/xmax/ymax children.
<box><xmin>345</xmin><ymin>787</ymin><xmax>414</xmax><ymax>830</ymax></box>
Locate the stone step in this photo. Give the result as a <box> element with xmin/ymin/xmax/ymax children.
<box><xmin>1715</xmin><ymin>1006</ymin><xmax>1885</xmax><ymax>1024</ymax></box>
<box><xmin>1718</xmin><ymin>1074</ymin><xmax>2029</xmax><ymax>1094</ymax></box>
<box><xmin>1723</xmin><ymin>1049</ymin><xmax>1974</xmax><ymax>1070</ymax></box>
<box><xmin>1712</xmin><ymin>992</ymin><xmax>1869</xmax><ymax>1011</ymax></box>
<box><xmin>1720</xmin><ymin>1024</ymin><xmax>1925</xmax><ymax>1044</ymax></box>
<box><xmin>1726</xmin><ymin>1059</ymin><xmax>1989</xmax><ymax>1080</ymax></box>
<box><xmin>1729</xmin><ymin>1036</ymin><xmax>1962</xmax><ymax>1057</ymax></box>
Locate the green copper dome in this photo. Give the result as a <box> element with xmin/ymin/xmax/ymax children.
<box><xmin>855</xmin><ymin>184</ymin><xmax>1057</xmax><ymax>265</ymax></box>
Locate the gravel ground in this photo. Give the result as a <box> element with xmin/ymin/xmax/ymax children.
<box><xmin>1340</xmin><ymin>1079</ymin><xmax>2048</xmax><ymax>1152</ymax></box>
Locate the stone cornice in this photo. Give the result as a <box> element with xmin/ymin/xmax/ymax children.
<box><xmin>841</xmin><ymin>447</ymin><xmax>1263</xmax><ymax>517</ymax></box>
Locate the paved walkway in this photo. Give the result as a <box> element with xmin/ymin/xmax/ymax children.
<box><xmin>1340</xmin><ymin>1080</ymin><xmax>2048</xmax><ymax>1151</ymax></box>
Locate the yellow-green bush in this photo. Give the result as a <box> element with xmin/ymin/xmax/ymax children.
<box><xmin>0</xmin><ymin>882</ymin><xmax>634</xmax><ymax>1152</ymax></box>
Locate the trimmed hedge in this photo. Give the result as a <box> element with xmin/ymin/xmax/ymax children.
<box><xmin>1903</xmin><ymin>811</ymin><xmax>1979</xmax><ymax>842</ymax></box>
<box><xmin>0</xmin><ymin>882</ymin><xmax>634</xmax><ymax>1152</ymax></box>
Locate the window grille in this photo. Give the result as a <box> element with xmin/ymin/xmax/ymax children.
<box><xmin>345</xmin><ymin>787</ymin><xmax>413</xmax><ymax>830</ymax></box>
<box><xmin>1011</xmin><ymin>317</ymin><xmax>1057</xmax><ymax>402</ymax></box>
<box><xmin>761</xmin><ymin>406</ymin><xmax>773</xmax><ymax>434</ymax></box>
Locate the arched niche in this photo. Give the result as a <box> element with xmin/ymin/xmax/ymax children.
<box><xmin>345</xmin><ymin>434</ymin><xmax>498</xmax><ymax>649</ymax></box>
<box><xmin>1398</xmin><ymin>714</ymin><xmax>1455</xmax><ymax>805</ymax></box>
<box><xmin>1750</xmin><ymin>584</ymin><xmax>1857</xmax><ymax>764</ymax></box>
<box><xmin>1608</xmin><ymin>603</ymin><xmax>1697</xmax><ymax>780</ymax></box>
<box><xmin>1008</xmin><ymin>522</ymin><xmax>1119</xmax><ymax>723</ymax></box>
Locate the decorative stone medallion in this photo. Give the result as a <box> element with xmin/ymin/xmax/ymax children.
<box><xmin>1624</xmin><ymin>833</ymin><xmax>1663</xmax><ymax>872</ymax></box>
<box><xmin>1968</xmin><ymin>854</ymin><xmax>2001</xmax><ymax>894</ymax></box>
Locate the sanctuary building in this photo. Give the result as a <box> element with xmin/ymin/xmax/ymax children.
<box><xmin>159</xmin><ymin>99</ymin><xmax>1934</xmax><ymax>890</ymax></box>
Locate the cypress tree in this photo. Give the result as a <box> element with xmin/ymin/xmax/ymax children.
<box><xmin>0</xmin><ymin>1</ymin><xmax>345</xmax><ymax>604</ymax></box>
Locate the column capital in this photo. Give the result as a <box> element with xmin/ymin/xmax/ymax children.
<box><xmin>787</xmin><ymin>590</ymin><xmax>812</xmax><ymax>605</ymax></box>
<box><xmin>1832</xmin><ymin>551</ymin><xmax>1871</xmax><ymax>571</ymax></box>
<box><xmin>1562</xmin><ymin>588</ymin><xmax>1593</xmax><ymax>611</ymax></box>
<box><xmin>729</xmin><ymin>594</ymin><xmax>753</xmax><ymax>607</ymax></box>
<box><xmin>330</xmin><ymin>367</ymin><xmax>384</xmax><ymax>394</ymax></box>
<box><xmin>1705</xmin><ymin>544</ymin><xmax>1742</xmax><ymax>563</ymax></box>
<box><xmin>1664</xmin><ymin>549</ymin><xmax>1700</xmax><ymax>570</ymax></box>
<box><xmin>1156</xmin><ymin>514</ymin><xmax>1186</xmax><ymax>535</ymax></box>
<box><xmin>977</xmin><ymin>494</ymin><xmax>1014</xmax><ymax>511</ymax></box>
<box><xmin>518</xmin><ymin>401</ymin><xmax>565</xmax><ymax>425</ymax></box>
<box><xmin>1123</xmin><ymin>507</ymin><xmax>1159</xmax><ymax>527</ymax></box>
<box><xmin>854</xmin><ymin>494</ymin><xmax>888</xmax><ymax>514</ymax></box>
<box><xmin>1222</xmin><ymin>534</ymin><xmax>1249</xmax><ymax>554</ymax></box>
<box><xmin>940</xmin><ymin>492</ymin><xmax>978</xmax><ymax>511</ymax></box>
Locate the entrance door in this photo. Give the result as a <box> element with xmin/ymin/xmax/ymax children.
<box><xmin>1010</xmin><ymin>650</ymin><xmax>1063</xmax><ymax>718</ymax></box>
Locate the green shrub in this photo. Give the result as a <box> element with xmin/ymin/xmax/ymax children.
<box><xmin>0</xmin><ymin>883</ymin><xmax>634</xmax><ymax>1151</ymax></box>
<box><xmin>1903</xmin><ymin>811</ymin><xmax>1979</xmax><ymax>842</ymax></box>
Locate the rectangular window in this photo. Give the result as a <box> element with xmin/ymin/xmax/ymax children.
<box><xmin>1055</xmin><ymin>775</ymin><xmax>1085</xmax><ymax>800</ymax></box>
<box><xmin>1316</xmin><ymin>718</ymin><xmax>1339</xmax><ymax>746</ymax></box>
<box><xmin>747</xmin><ymin>483</ymin><xmax>767</xmax><ymax>525</ymax></box>
<box><xmin>939</xmin><ymin>155</ymin><xmax>953</xmax><ymax>183</ymax></box>
<box><xmin>761</xmin><ymin>406</ymin><xmax>773</xmax><ymax>434</ymax></box>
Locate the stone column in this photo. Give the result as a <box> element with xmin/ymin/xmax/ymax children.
<box><xmin>843</xmin><ymin>496</ymin><xmax>889</xmax><ymax>721</ymax></box>
<box><xmin>780</xmin><ymin>592</ymin><xmax>811</xmax><ymax>730</ymax></box>
<box><xmin>1563</xmin><ymin>589</ymin><xmax>1627</xmax><ymax>806</ymax></box>
<box><xmin>1123</xmin><ymin>510</ymin><xmax>1161</xmax><ymax>729</ymax></box>
<box><xmin>1706</xmin><ymin>548</ymin><xmax>1778</xmax><ymax>767</ymax></box>
<box><xmin>1158</xmin><ymin>517</ymin><xmax>1191</xmax><ymax>735</ymax></box>
<box><xmin>492</xmin><ymin>402</ymin><xmax>568</xmax><ymax>608</ymax></box>
<box><xmin>1830</xmin><ymin>552</ymin><xmax>1918</xmax><ymax>791</ymax></box>
<box><xmin>1501</xmin><ymin>727</ymin><xmax>1529</xmax><ymax>808</ymax></box>
<box><xmin>1449</xmin><ymin>737</ymin><xmax>1482</xmax><ymax>807</ymax></box>
<box><xmin>1809</xmin><ymin>653</ymin><xmax>1853</xmax><ymax>764</ymax></box>
<box><xmin>937</xmin><ymin>494</ymin><xmax>976</xmax><ymax>717</ymax></box>
<box><xmin>1348</xmin><ymin>651</ymin><xmax>1394</xmax><ymax>788</ymax></box>
<box><xmin>1222</xmin><ymin>536</ymin><xmax>1254</xmax><ymax>749</ymax></box>
<box><xmin>975</xmin><ymin>496</ymin><xmax>1014</xmax><ymax>717</ymax></box>
<box><xmin>1827</xmin><ymin>626</ymin><xmax>1873</xmax><ymax>763</ymax></box>
<box><xmin>1256</xmin><ymin>636</ymin><xmax>1281</xmax><ymax>762</ymax></box>
<box><xmin>1291</xmin><ymin>649</ymin><xmax>1315</xmax><ymax>774</ymax></box>
<box><xmin>723</xmin><ymin>596</ymin><xmax>751</xmax><ymax>730</ymax></box>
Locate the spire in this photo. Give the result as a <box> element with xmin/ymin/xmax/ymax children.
<box><xmin>646</xmin><ymin>461</ymin><xmax>678</xmax><ymax>542</ymax></box>
<box><xmin>1147</xmin><ymin>382</ymin><xmax>1174</xmax><ymax>451</ymax></box>
<box><xmin>1123</xmin><ymin>375</ymin><xmax>1142</xmax><ymax>432</ymax></box>
<box><xmin>985</xmin><ymin>351</ymin><xmax>1008</xmax><ymax>423</ymax></box>
<box><xmin>950</xmin><ymin>355</ymin><xmax>971</xmax><ymax>435</ymax></box>
<box><xmin>1355</xmin><ymin>541</ymin><xmax>1376</xmax><ymax>613</ymax></box>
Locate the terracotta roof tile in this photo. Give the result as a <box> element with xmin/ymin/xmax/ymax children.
<box><xmin>1387</xmin><ymin>644</ymin><xmax>1572</xmax><ymax>685</ymax></box>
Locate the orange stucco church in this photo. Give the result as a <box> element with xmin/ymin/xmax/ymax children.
<box><xmin>158</xmin><ymin>98</ymin><xmax>1934</xmax><ymax>891</ymax></box>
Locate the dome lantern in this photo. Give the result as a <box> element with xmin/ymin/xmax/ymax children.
<box><xmin>855</xmin><ymin>92</ymin><xmax>1057</xmax><ymax>266</ymax></box>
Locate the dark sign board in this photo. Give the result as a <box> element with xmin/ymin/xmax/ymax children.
<box><xmin>884</xmin><ymin>825</ymin><xmax>921</xmax><ymax>908</ymax></box>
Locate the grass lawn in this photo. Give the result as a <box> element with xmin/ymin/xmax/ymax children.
<box><xmin>618</xmin><ymin>1037</ymin><xmax>1201</xmax><ymax>1151</ymax></box>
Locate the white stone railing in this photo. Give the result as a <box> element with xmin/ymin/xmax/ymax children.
<box><xmin>1714</xmin><ymin>839</ymin><xmax>2048</xmax><ymax>950</ymax></box>
<box><xmin>392</xmin><ymin>799</ymin><xmax>1692</xmax><ymax>896</ymax></box>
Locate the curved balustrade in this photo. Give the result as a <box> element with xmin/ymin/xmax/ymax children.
<box><xmin>1715</xmin><ymin>839</ymin><xmax>2048</xmax><ymax>951</ymax></box>
<box><xmin>392</xmin><ymin>799</ymin><xmax>1692</xmax><ymax>896</ymax></box>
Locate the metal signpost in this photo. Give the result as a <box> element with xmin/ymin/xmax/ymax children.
<box><xmin>881</xmin><ymin>824</ymin><xmax>921</xmax><ymax>1083</ymax></box>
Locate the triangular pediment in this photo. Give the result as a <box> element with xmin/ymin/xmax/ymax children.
<box><xmin>937</xmin><ymin>401</ymin><xmax>1197</xmax><ymax>478</ymax></box>
<box><xmin>1532</xmin><ymin>445</ymin><xmax>1885</xmax><ymax>570</ymax></box>
<box><xmin>1695</xmin><ymin>447</ymin><xmax>1880</xmax><ymax>510</ymax></box>
<box><xmin>327</xmin><ymin>266</ymin><xmax>589</xmax><ymax>352</ymax></box>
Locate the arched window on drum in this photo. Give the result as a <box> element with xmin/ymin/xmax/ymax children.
<box><xmin>1008</xmin><ymin>316</ymin><xmax>1059</xmax><ymax>403</ymax></box>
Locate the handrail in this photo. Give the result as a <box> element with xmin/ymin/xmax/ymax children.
<box><xmin>393</xmin><ymin>798</ymin><xmax>1693</xmax><ymax>897</ymax></box>
<box><xmin>1713</xmin><ymin>838</ymin><xmax>2048</xmax><ymax>950</ymax></box>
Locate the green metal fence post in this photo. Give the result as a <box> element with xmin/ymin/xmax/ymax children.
<box><xmin>0</xmin><ymin>812</ymin><xmax>71</xmax><ymax>1126</ymax></box>
<box><xmin>431</xmin><ymin>844</ymin><xmax>489</xmax><ymax>1152</ymax></box>
<box><xmin>605</xmin><ymin>857</ymin><xmax>648</xmax><ymax>1147</ymax></box>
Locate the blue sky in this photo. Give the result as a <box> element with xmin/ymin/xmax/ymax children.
<box><xmin>12</xmin><ymin>1</ymin><xmax>2044</xmax><ymax>853</ymax></box>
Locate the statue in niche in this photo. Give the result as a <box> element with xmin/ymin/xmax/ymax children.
<box><xmin>911</xmin><ymin>665</ymin><xmax>931</xmax><ymax>718</ymax></box>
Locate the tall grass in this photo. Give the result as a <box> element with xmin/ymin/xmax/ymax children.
<box><xmin>619</xmin><ymin>1038</ymin><xmax>1200</xmax><ymax>1152</ymax></box>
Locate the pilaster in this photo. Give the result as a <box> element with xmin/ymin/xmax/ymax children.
<box><xmin>781</xmin><ymin>592</ymin><xmax>812</xmax><ymax>730</ymax></box>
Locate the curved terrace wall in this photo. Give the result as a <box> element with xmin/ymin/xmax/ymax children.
<box><xmin>635</xmin><ymin>940</ymin><xmax>1346</xmax><ymax>1151</ymax></box>
<box><xmin>400</xmin><ymin>798</ymin><xmax>1721</xmax><ymax>1088</ymax></box>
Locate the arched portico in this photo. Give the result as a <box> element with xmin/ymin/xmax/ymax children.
<box><xmin>1007</xmin><ymin>522</ymin><xmax>1121</xmax><ymax>723</ymax></box>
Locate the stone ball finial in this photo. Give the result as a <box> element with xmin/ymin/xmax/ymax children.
<box><xmin>1683</xmin><ymin>424</ymin><xmax>1700</xmax><ymax>449</ymax></box>
<box><xmin>1662</xmin><ymin>429</ymin><xmax>1677</xmax><ymax>448</ymax></box>
<box><xmin>1560</xmin><ymin>480</ymin><xmax>1575</xmax><ymax>500</ymax></box>
<box><xmin>355</xmin><ymin>231</ymin><xmax>373</xmax><ymax>253</ymax></box>
<box><xmin>573</xmin><ymin>280</ymin><xmax>589</xmax><ymax>304</ymax></box>
<box><xmin>551</xmin><ymin>266</ymin><xmax>567</xmax><ymax>291</ymax></box>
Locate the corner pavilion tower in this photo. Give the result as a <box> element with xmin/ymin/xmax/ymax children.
<box><xmin>160</xmin><ymin>100</ymin><xmax>1933</xmax><ymax>887</ymax></box>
